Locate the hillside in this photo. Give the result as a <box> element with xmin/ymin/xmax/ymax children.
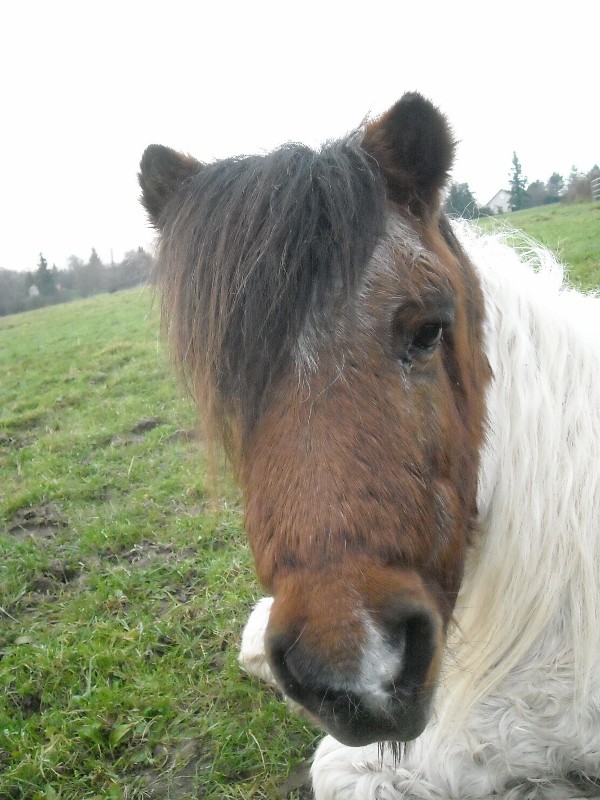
<box><xmin>1</xmin><ymin>210</ymin><xmax>597</xmax><ymax>798</ymax></box>
<box><xmin>0</xmin><ymin>291</ymin><xmax>318</xmax><ymax>799</ymax></box>
<box><xmin>477</xmin><ymin>201</ymin><xmax>600</xmax><ymax>290</ymax></box>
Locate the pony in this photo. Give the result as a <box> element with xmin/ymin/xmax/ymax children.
<box><xmin>139</xmin><ymin>93</ymin><xmax>600</xmax><ymax>799</ymax></box>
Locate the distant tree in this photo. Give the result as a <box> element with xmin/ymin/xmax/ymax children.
<box><xmin>87</xmin><ymin>248</ymin><xmax>104</xmax><ymax>290</ymax></box>
<box><xmin>88</xmin><ymin>247</ymin><xmax>102</xmax><ymax>271</ymax></box>
<box><xmin>526</xmin><ymin>180</ymin><xmax>547</xmax><ymax>208</ymax></box>
<box><xmin>563</xmin><ymin>165</ymin><xmax>597</xmax><ymax>203</ymax></box>
<box><xmin>35</xmin><ymin>252</ymin><xmax>56</xmax><ymax>296</ymax></box>
<box><xmin>445</xmin><ymin>182</ymin><xmax>478</xmax><ymax>218</ymax></box>
<box><xmin>509</xmin><ymin>152</ymin><xmax>528</xmax><ymax>211</ymax></box>
<box><xmin>67</xmin><ymin>255</ymin><xmax>84</xmax><ymax>272</ymax></box>
<box><xmin>0</xmin><ymin>244</ymin><xmax>151</xmax><ymax>316</ymax></box>
<box><xmin>74</xmin><ymin>248</ymin><xmax>105</xmax><ymax>296</ymax></box>
<box><xmin>546</xmin><ymin>172</ymin><xmax>564</xmax><ymax>203</ymax></box>
<box><xmin>61</xmin><ymin>255</ymin><xmax>82</xmax><ymax>293</ymax></box>
<box><xmin>106</xmin><ymin>247</ymin><xmax>153</xmax><ymax>292</ymax></box>
<box><xmin>0</xmin><ymin>269</ymin><xmax>29</xmax><ymax>315</ymax></box>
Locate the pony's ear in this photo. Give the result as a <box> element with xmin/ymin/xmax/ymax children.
<box><xmin>361</xmin><ymin>93</ymin><xmax>455</xmax><ymax>217</ymax></box>
<box><xmin>139</xmin><ymin>144</ymin><xmax>201</xmax><ymax>227</ymax></box>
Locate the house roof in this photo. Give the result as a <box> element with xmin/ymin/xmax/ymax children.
<box><xmin>485</xmin><ymin>189</ymin><xmax>511</xmax><ymax>207</ymax></box>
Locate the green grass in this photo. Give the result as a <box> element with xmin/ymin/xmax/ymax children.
<box><xmin>477</xmin><ymin>201</ymin><xmax>600</xmax><ymax>290</ymax></box>
<box><xmin>1</xmin><ymin>205</ymin><xmax>597</xmax><ymax>798</ymax></box>
<box><xmin>0</xmin><ymin>290</ymin><xmax>318</xmax><ymax>800</ymax></box>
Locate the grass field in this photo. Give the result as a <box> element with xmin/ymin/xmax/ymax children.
<box><xmin>1</xmin><ymin>202</ymin><xmax>598</xmax><ymax>799</ymax></box>
<box><xmin>0</xmin><ymin>292</ymin><xmax>319</xmax><ymax>799</ymax></box>
<box><xmin>477</xmin><ymin>201</ymin><xmax>600</xmax><ymax>290</ymax></box>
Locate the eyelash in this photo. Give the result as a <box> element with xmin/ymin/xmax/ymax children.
<box><xmin>409</xmin><ymin>322</ymin><xmax>444</xmax><ymax>355</ymax></box>
<box><xmin>391</xmin><ymin>318</ymin><xmax>448</xmax><ymax>369</ymax></box>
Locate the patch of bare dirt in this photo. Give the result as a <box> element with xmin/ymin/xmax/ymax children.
<box><xmin>88</xmin><ymin>371</ymin><xmax>109</xmax><ymax>384</ymax></box>
<box><xmin>19</xmin><ymin>555</ymin><xmax>82</xmax><ymax>608</ymax></box>
<box><xmin>278</xmin><ymin>762</ymin><xmax>313</xmax><ymax>798</ymax></box>
<box><xmin>8</xmin><ymin>503</ymin><xmax>68</xmax><ymax>541</ymax></box>
<box><xmin>163</xmin><ymin>428</ymin><xmax>201</xmax><ymax>444</ymax></box>
<box><xmin>130</xmin><ymin>417</ymin><xmax>165</xmax><ymax>435</ymax></box>
<box><xmin>106</xmin><ymin>541</ymin><xmax>196</xmax><ymax>570</ymax></box>
<box><xmin>135</xmin><ymin>738</ymin><xmax>211</xmax><ymax>798</ymax></box>
<box><xmin>5</xmin><ymin>683</ymin><xmax>43</xmax><ymax>717</ymax></box>
<box><xmin>109</xmin><ymin>417</ymin><xmax>167</xmax><ymax>448</ymax></box>
<box><xmin>0</xmin><ymin>433</ymin><xmax>35</xmax><ymax>449</ymax></box>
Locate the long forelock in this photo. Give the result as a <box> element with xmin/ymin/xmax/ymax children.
<box><xmin>154</xmin><ymin>138</ymin><xmax>387</xmax><ymax>454</ymax></box>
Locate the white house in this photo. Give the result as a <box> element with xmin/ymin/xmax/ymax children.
<box><xmin>484</xmin><ymin>189</ymin><xmax>512</xmax><ymax>214</ymax></box>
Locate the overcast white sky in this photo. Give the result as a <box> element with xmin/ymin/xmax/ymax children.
<box><xmin>2</xmin><ymin>0</ymin><xmax>597</xmax><ymax>272</ymax></box>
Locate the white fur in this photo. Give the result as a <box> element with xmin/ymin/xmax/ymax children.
<box><xmin>238</xmin><ymin>597</ymin><xmax>277</xmax><ymax>686</ymax></box>
<box><xmin>358</xmin><ymin>612</ymin><xmax>405</xmax><ymax>709</ymax></box>
<box><xmin>239</xmin><ymin>224</ymin><xmax>600</xmax><ymax>798</ymax></box>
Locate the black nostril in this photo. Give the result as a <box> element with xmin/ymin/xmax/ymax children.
<box><xmin>381</xmin><ymin>605</ymin><xmax>436</xmax><ymax>697</ymax></box>
<box><xmin>389</xmin><ymin>609</ymin><xmax>436</xmax><ymax>695</ymax></box>
<box><xmin>266</xmin><ymin>628</ymin><xmax>319</xmax><ymax>702</ymax></box>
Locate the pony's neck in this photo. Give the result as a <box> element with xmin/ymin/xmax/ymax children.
<box><xmin>445</xmin><ymin>224</ymin><xmax>600</xmax><ymax>717</ymax></box>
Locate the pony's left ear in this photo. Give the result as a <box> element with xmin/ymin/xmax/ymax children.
<box><xmin>139</xmin><ymin>144</ymin><xmax>201</xmax><ymax>227</ymax></box>
<box><xmin>361</xmin><ymin>93</ymin><xmax>455</xmax><ymax>217</ymax></box>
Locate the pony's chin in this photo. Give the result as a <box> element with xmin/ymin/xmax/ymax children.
<box><xmin>288</xmin><ymin>685</ymin><xmax>433</xmax><ymax>747</ymax></box>
<box><xmin>322</xmin><ymin>719</ymin><xmax>428</xmax><ymax>748</ymax></box>
<box><xmin>322</xmin><ymin>709</ymin><xmax>430</xmax><ymax>748</ymax></box>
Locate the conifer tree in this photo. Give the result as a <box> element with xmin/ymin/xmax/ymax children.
<box><xmin>445</xmin><ymin>182</ymin><xmax>478</xmax><ymax>218</ymax></box>
<box><xmin>35</xmin><ymin>253</ymin><xmax>55</xmax><ymax>296</ymax></box>
<box><xmin>509</xmin><ymin>152</ymin><xmax>528</xmax><ymax>211</ymax></box>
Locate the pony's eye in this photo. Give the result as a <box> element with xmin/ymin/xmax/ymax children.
<box><xmin>391</xmin><ymin>308</ymin><xmax>451</xmax><ymax>367</ymax></box>
<box><xmin>410</xmin><ymin>322</ymin><xmax>444</xmax><ymax>354</ymax></box>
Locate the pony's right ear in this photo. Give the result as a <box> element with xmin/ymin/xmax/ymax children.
<box><xmin>361</xmin><ymin>93</ymin><xmax>455</xmax><ymax>218</ymax></box>
<box><xmin>139</xmin><ymin>145</ymin><xmax>201</xmax><ymax>227</ymax></box>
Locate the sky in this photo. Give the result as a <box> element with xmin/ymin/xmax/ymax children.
<box><xmin>1</xmin><ymin>0</ymin><xmax>598</xmax><ymax>272</ymax></box>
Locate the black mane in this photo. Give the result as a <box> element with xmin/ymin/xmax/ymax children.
<box><xmin>153</xmin><ymin>138</ymin><xmax>386</xmax><ymax>446</ymax></box>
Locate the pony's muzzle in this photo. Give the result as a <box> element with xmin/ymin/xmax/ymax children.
<box><xmin>264</xmin><ymin>570</ymin><xmax>442</xmax><ymax>746</ymax></box>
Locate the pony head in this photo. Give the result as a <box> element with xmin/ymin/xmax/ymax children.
<box><xmin>140</xmin><ymin>93</ymin><xmax>489</xmax><ymax>745</ymax></box>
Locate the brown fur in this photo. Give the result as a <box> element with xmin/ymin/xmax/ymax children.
<box><xmin>140</xmin><ymin>92</ymin><xmax>489</xmax><ymax>745</ymax></box>
<box><xmin>361</xmin><ymin>92</ymin><xmax>455</xmax><ymax>216</ymax></box>
<box><xmin>243</xmin><ymin>214</ymin><xmax>488</xmax><ymax>616</ymax></box>
<box><xmin>140</xmin><ymin>141</ymin><xmax>385</xmax><ymax>466</ymax></box>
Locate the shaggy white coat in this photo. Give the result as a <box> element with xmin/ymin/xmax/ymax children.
<box><xmin>239</xmin><ymin>225</ymin><xmax>600</xmax><ymax>799</ymax></box>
